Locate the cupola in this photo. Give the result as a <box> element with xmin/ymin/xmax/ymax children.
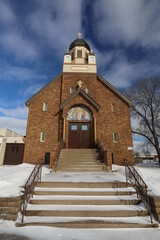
<box><xmin>63</xmin><ymin>33</ymin><xmax>97</xmax><ymax>73</ymax></box>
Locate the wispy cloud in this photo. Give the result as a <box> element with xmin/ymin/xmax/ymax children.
<box><xmin>28</xmin><ymin>0</ymin><xmax>83</xmax><ymax>53</ymax></box>
<box><xmin>0</xmin><ymin>116</ymin><xmax>27</xmax><ymax>135</ymax></box>
<box><xmin>92</xmin><ymin>0</ymin><xmax>160</xmax><ymax>48</ymax></box>
<box><xmin>0</xmin><ymin>62</ymin><xmax>47</xmax><ymax>82</ymax></box>
<box><xmin>0</xmin><ymin>1</ymin><xmax>16</xmax><ymax>24</ymax></box>
<box><xmin>0</xmin><ymin>106</ymin><xmax>28</xmax><ymax>119</ymax></box>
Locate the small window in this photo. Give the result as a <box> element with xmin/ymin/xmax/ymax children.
<box><xmin>40</xmin><ymin>132</ymin><xmax>45</xmax><ymax>142</ymax></box>
<box><xmin>43</xmin><ymin>102</ymin><xmax>48</xmax><ymax>111</ymax></box>
<box><xmin>111</xmin><ymin>103</ymin><xmax>116</xmax><ymax>112</ymax></box>
<box><xmin>86</xmin><ymin>87</ymin><xmax>89</xmax><ymax>94</ymax></box>
<box><xmin>71</xmin><ymin>125</ymin><xmax>77</xmax><ymax>130</ymax></box>
<box><xmin>85</xmin><ymin>52</ymin><xmax>88</xmax><ymax>60</ymax></box>
<box><xmin>113</xmin><ymin>132</ymin><xmax>118</xmax><ymax>142</ymax></box>
<box><xmin>70</xmin><ymin>86</ymin><xmax>74</xmax><ymax>94</ymax></box>
<box><xmin>82</xmin><ymin>125</ymin><xmax>88</xmax><ymax>131</ymax></box>
<box><xmin>77</xmin><ymin>50</ymin><xmax>82</xmax><ymax>58</ymax></box>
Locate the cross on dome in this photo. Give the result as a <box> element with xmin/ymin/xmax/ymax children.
<box><xmin>78</xmin><ymin>32</ymin><xmax>82</xmax><ymax>39</ymax></box>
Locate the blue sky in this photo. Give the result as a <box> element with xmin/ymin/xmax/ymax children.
<box><xmin>0</xmin><ymin>0</ymin><xmax>160</xmax><ymax>151</ymax></box>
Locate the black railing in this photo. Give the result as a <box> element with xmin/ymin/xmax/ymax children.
<box><xmin>95</xmin><ymin>139</ymin><xmax>107</xmax><ymax>165</ymax></box>
<box><xmin>53</xmin><ymin>139</ymin><xmax>64</xmax><ymax>171</ymax></box>
<box><xmin>123</xmin><ymin>159</ymin><xmax>153</xmax><ymax>223</ymax></box>
<box><xmin>21</xmin><ymin>163</ymin><xmax>42</xmax><ymax>223</ymax></box>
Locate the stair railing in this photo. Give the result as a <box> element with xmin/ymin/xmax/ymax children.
<box><xmin>95</xmin><ymin>139</ymin><xmax>107</xmax><ymax>166</ymax></box>
<box><xmin>123</xmin><ymin>159</ymin><xmax>153</xmax><ymax>223</ymax></box>
<box><xmin>53</xmin><ymin>139</ymin><xmax>64</xmax><ymax>171</ymax></box>
<box><xmin>21</xmin><ymin>163</ymin><xmax>42</xmax><ymax>223</ymax></box>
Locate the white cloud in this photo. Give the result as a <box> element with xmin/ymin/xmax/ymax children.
<box><xmin>0</xmin><ymin>63</ymin><xmax>47</xmax><ymax>82</ymax></box>
<box><xmin>0</xmin><ymin>31</ymin><xmax>39</xmax><ymax>61</ymax></box>
<box><xmin>0</xmin><ymin>117</ymin><xmax>27</xmax><ymax>135</ymax></box>
<box><xmin>22</xmin><ymin>83</ymin><xmax>44</xmax><ymax>98</ymax></box>
<box><xmin>0</xmin><ymin>107</ymin><xmax>28</xmax><ymax>119</ymax></box>
<box><xmin>28</xmin><ymin>0</ymin><xmax>82</xmax><ymax>53</ymax></box>
<box><xmin>0</xmin><ymin>1</ymin><xmax>16</xmax><ymax>23</ymax></box>
<box><xmin>93</xmin><ymin>0</ymin><xmax>160</xmax><ymax>48</ymax></box>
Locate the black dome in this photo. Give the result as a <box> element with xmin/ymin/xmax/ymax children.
<box><xmin>69</xmin><ymin>38</ymin><xmax>91</xmax><ymax>51</ymax></box>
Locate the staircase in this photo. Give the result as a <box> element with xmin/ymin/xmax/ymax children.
<box><xmin>17</xmin><ymin>181</ymin><xmax>158</xmax><ymax>228</ymax></box>
<box><xmin>56</xmin><ymin>149</ymin><xmax>106</xmax><ymax>172</ymax></box>
<box><xmin>16</xmin><ymin>149</ymin><xmax>159</xmax><ymax>228</ymax></box>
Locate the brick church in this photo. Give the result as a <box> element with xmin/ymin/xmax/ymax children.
<box><xmin>23</xmin><ymin>33</ymin><xmax>134</xmax><ymax>167</ymax></box>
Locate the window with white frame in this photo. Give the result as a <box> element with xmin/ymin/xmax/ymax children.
<box><xmin>86</xmin><ymin>86</ymin><xmax>89</xmax><ymax>94</ymax></box>
<box><xmin>111</xmin><ymin>103</ymin><xmax>116</xmax><ymax>112</ymax></box>
<box><xmin>43</xmin><ymin>102</ymin><xmax>48</xmax><ymax>111</ymax></box>
<box><xmin>113</xmin><ymin>132</ymin><xmax>118</xmax><ymax>142</ymax></box>
<box><xmin>70</xmin><ymin>86</ymin><xmax>74</xmax><ymax>94</ymax></box>
<box><xmin>40</xmin><ymin>132</ymin><xmax>45</xmax><ymax>142</ymax></box>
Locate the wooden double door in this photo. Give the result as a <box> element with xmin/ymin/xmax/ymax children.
<box><xmin>68</xmin><ymin>122</ymin><xmax>91</xmax><ymax>148</ymax></box>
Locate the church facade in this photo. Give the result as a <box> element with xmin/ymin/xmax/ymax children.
<box><xmin>23</xmin><ymin>34</ymin><xmax>134</xmax><ymax>166</ymax></box>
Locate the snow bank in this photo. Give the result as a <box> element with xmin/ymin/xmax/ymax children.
<box><xmin>113</xmin><ymin>164</ymin><xmax>160</xmax><ymax>196</ymax></box>
<box><xmin>0</xmin><ymin>164</ymin><xmax>50</xmax><ymax>197</ymax></box>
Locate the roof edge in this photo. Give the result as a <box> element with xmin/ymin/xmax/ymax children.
<box><xmin>97</xmin><ymin>73</ymin><xmax>132</xmax><ymax>106</ymax></box>
<box><xmin>25</xmin><ymin>73</ymin><xmax>62</xmax><ymax>106</ymax></box>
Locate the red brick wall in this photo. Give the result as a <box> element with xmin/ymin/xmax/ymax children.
<box><xmin>24</xmin><ymin>73</ymin><xmax>134</xmax><ymax>165</ymax></box>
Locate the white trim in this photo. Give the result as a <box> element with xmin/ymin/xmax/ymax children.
<box><xmin>40</xmin><ymin>132</ymin><xmax>45</xmax><ymax>142</ymax></box>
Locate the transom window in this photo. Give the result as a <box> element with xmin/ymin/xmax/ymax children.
<box><xmin>67</xmin><ymin>107</ymin><xmax>92</xmax><ymax>121</ymax></box>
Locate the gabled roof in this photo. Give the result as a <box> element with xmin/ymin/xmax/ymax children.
<box><xmin>25</xmin><ymin>73</ymin><xmax>62</xmax><ymax>106</ymax></box>
<box><xmin>97</xmin><ymin>74</ymin><xmax>131</xmax><ymax>106</ymax></box>
<box><xmin>60</xmin><ymin>88</ymin><xmax>100</xmax><ymax>111</ymax></box>
<box><xmin>25</xmin><ymin>72</ymin><xmax>131</xmax><ymax>107</ymax></box>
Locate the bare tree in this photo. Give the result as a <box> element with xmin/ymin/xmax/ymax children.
<box><xmin>126</xmin><ymin>77</ymin><xmax>160</xmax><ymax>166</ymax></box>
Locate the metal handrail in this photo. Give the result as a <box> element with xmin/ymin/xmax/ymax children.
<box><xmin>21</xmin><ymin>163</ymin><xmax>42</xmax><ymax>223</ymax></box>
<box><xmin>123</xmin><ymin>159</ymin><xmax>153</xmax><ymax>223</ymax></box>
<box><xmin>54</xmin><ymin>139</ymin><xmax>64</xmax><ymax>171</ymax></box>
<box><xmin>95</xmin><ymin>139</ymin><xmax>107</xmax><ymax>165</ymax></box>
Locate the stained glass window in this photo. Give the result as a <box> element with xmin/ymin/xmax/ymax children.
<box><xmin>67</xmin><ymin>107</ymin><xmax>92</xmax><ymax>121</ymax></box>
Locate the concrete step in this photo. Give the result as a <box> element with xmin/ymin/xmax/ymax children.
<box><xmin>56</xmin><ymin>169</ymin><xmax>106</xmax><ymax>172</ymax></box>
<box><xmin>34</xmin><ymin>190</ymin><xmax>136</xmax><ymax>196</ymax></box>
<box><xmin>0</xmin><ymin>213</ymin><xmax>18</xmax><ymax>221</ymax></box>
<box><xmin>25</xmin><ymin>209</ymin><xmax>148</xmax><ymax>217</ymax></box>
<box><xmin>57</xmin><ymin>166</ymin><xmax>104</xmax><ymax>170</ymax></box>
<box><xmin>0</xmin><ymin>207</ymin><xmax>19</xmax><ymax>215</ymax></box>
<box><xmin>30</xmin><ymin>199</ymin><xmax>141</xmax><ymax>205</ymax></box>
<box><xmin>36</xmin><ymin>182</ymin><xmax>132</xmax><ymax>188</ymax></box>
<box><xmin>16</xmin><ymin>216</ymin><xmax>159</xmax><ymax>228</ymax></box>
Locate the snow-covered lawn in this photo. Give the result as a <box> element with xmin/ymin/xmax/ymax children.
<box><xmin>0</xmin><ymin>164</ymin><xmax>50</xmax><ymax>197</ymax></box>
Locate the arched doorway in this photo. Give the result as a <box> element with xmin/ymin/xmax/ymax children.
<box><xmin>67</xmin><ymin>106</ymin><xmax>93</xmax><ymax>148</ymax></box>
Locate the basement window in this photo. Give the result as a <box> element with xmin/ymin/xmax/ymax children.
<box><xmin>43</xmin><ymin>102</ymin><xmax>48</xmax><ymax>111</ymax></box>
<box><xmin>40</xmin><ymin>132</ymin><xmax>45</xmax><ymax>142</ymax></box>
<box><xmin>113</xmin><ymin>132</ymin><xmax>118</xmax><ymax>143</ymax></box>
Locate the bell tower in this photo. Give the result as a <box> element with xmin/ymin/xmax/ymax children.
<box><xmin>63</xmin><ymin>33</ymin><xmax>97</xmax><ymax>73</ymax></box>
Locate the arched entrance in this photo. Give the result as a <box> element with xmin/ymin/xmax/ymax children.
<box><xmin>67</xmin><ymin>106</ymin><xmax>93</xmax><ymax>148</ymax></box>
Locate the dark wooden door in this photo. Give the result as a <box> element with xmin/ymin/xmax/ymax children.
<box><xmin>68</xmin><ymin>122</ymin><xmax>91</xmax><ymax>148</ymax></box>
<box><xmin>3</xmin><ymin>143</ymin><xmax>24</xmax><ymax>165</ymax></box>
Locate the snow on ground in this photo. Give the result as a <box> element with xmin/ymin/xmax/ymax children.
<box><xmin>113</xmin><ymin>164</ymin><xmax>160</xmax><ymax>196</ymax></box>
<box><xmin>42</xmin><ymin>171</ymin><xmax>126</xmax><ymax>182</ymax></box>
<box><xmin>0</xmin><ymin>223</ymin><xmax>160</xmax><ymax>240</ymax></box>
<box><xmin>0</xmin><ymin>163</ymin><xmax>160</xmax><ymax>239</ymax></box>
<box><xmin>0</xmin><ymin>164</ymin><xmax>50</xmax><ymax>197</ymax></box>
